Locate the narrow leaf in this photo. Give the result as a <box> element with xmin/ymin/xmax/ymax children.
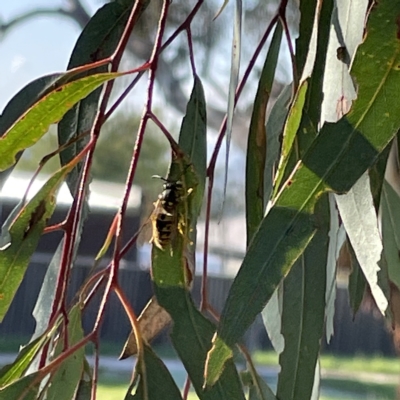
<box><xmin>246</xmin><ymin>22</ymin><xmax>282</xmax><ymax>244</ymax></box>
<box><xmin>264</xmin><ymin>85</ymin><xmax>291</xmax><ymax>204</ymax></box>
<box><xmin>206</xmin><ymin>0</ymin><xmax>400</xmax><ymax>380</ymax></box>
<box><xmin>272</xmin><ymin>81</ymin><xmax>308</xmax><ymax>198</ymax></box>
<box><xmin>0</xmin><ymin>154</ymin><xmax>83</xmax><ymax>320</ymax></box>
<box><xmin>58</xmin><ymin>0</ymin><xmax>148</xmax><ymax>194</ymax></box>
<box><xmin>248</xmin><ymin>370</ymin><xmax>277</xmax><ymax>400</ymax></box>
<box><xmin>127</xmin><ymin>345</ymin><xmax>182</xmax><ymax>400</ymax></box>
<box><xmin>325</xmin><ymin>193</ymin><xmax>341</xmax><ymax>342</ymax></box>
<box><xmin>261</xmin><ymin>286</ymin><xmax>284</xmax><ymax>354</ymax></box>
<box><xmin>0</xmin><ymin>372</ymin><xmax>41</xmax><ymax>400</ymax></box>
<box><xmin>179</xmin><ymin>75</ymin><xmax>207</xmax><ymax>219</ymax></box>
<box><xmin>335</xmin><ymin>172</ymin><xmax>387</xmax><ymax>313</ymax></box>
<box><xmin>222</xmin><ymin>0</ymin><xmax>242</xmax><ymax>212</ymax></box>
<box><xmin>46</xmin><ymin>306</ymin><xmax>85</xmax><ymax>400</ymax></box>
<box><xmin>321</xmin><ymin>0</ymin><xmax>368</xmax><ymax>123</ymax></box>
<box><xmin>276</xmin><ymin>197</ymin><xmax>329</xmax><ymax>400</ymax></box>
<box><xmin>381</xmin><ymin>180</ymin><xmax>400</xmax><ymax>289</ymax></box>
<box><xmin>295</xmin><ymin>0</ymin><xmax>319</xmax><ymax>77</ymax></box>
<box><xmin>347</xmin><ymin>239</ymin><xmax>367</xmax><ymax>315</ymax></box>
<box><xmin>0</xmin><ymin>70</ymin><xmax>125</xmax><ymax>172</ymax></box>
<box><xmin>0</xmin><ymin>334</ymin><xmax>48</xmax><ymax>386</ymax></box>
<box><xmin>0</xmin><ymin>73</ymin><xmax>63</xmax><ymax>188</ymax></box>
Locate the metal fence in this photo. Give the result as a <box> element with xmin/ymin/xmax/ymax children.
<box><xmin>0</xmin><ymin>261</ymin><xmax>395</xmax><ymax>356</ymax></box>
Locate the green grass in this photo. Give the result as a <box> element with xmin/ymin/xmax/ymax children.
<box><xmin>253</xmin><ymin>350</ymin><xmax>400</xmax><ymax>376</ymax></box>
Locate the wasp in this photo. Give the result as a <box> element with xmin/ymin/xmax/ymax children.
<box><xmin>150</xmin><ymin>177</ymin><xmax>186</xmax><ymax>250</ymax></box>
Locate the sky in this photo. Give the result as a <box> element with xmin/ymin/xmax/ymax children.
<box><xmin>0</xmin><ymin>1</ymin><xmax>90</xmax><ymax>110</ymax></box>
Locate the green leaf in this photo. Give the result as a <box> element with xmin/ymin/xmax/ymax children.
<box><xmin>155</xmin><ymin>287</ymin><xmax>244</xmax><ymax>400</ymax></box>
<box><xmin>381</xmin><ymin>180</ymin><xmax>400</xmax><ymax>290</ymax></box>
<box><xmin>272</xmin><ymin>81</ymin><xmax>308</xmax><ymax>198</ymax></box>
<box><xmin>0</xmin><ymin>70</ymin><xmax>124</xmax><ymax>172</ymax></box>
<box><xmin>261</xmin><ymin>285</ymin><xmax>284</xmax><ymax>354</ymax></box>
<box><xmin>0</xmin><ymin>155</ymin><xmax>83</xmax><ymax>321</ymax></box>
<box><xmin>0</xmin><ymin>372</ymin><xmax>41</xmax><ymax>400</ymax></box>
<box><xmin>305</xmin><ymin>0</ymin><xmax>334</xmax><ymax>127</ymax></box>
<box><xmin>295</xmin><ymin>0</ymin><xmax>318</xmax><ymax>77</ymax></box>
<box><xmin>276</xmin><ymin>197</ymin><xmax>329</xmax><ymax>400</ymax></box>
<box><xmin>0</xmin><ymin>74</ymin><xmax>64</xmax><ymax>189</ymax></box>
<box><xmin>206</xmin><ymin>0</ymin><xmax>400</xmax><ymax>379</ymax></box>
<box><xmin>46</xmin><ymin>306</ymin><xmax>85</xmax><ymax>400</ymax></box>
<box><xmin>264</xmin><ymin>85</ymin><xmax>291</xmax><ymax>204</ymax></box>
<box><xmin>0</xmin><ymin>334</ymin><xmax>48</xmax><ymax>387</ymax></box>
<box><xmin>127</xmin><ymin>345</ymin><xmax>182</xmax><ymax>400</ymax></box>
<box><xmin>325</xmin><ymin>194</ymin><xmax>340</xmax><ymax>342</ymax></box>
<box><xmin>347</xmin><ymin>239</ymin><xmax>367</xmax><ymax>315</ymax></box>
<box><xmin>248</xmin><ymin>371</ymin><xmax>277</xmax><ymax>400</ymax></box>
<box><xmin>178</xmin><ymin>75</ymin><xmax>207</xmax><ymax>219</ymax></box>
<box><xmin>222</xmin><ymin>0</ymin><xmax>242</xmax><ymax>210</ymax></box>
<box><xmin>58</xmin><ymin>0</ymin><xmax>147</xmax><ymax>194</ymax></box>
<box><xmin>246</xmin><ymin>22</ymin><xmax>282</xmax><ymax>245</ymax></box>
<box><xmin>151</xmin><ymin>158</ymin><xmax>243</xmax><ymax>398</ymax></box>
<box><xmin>369</xmin><ymin>143</ymin><xmax>391</xmax><ymax>211</ymax></box>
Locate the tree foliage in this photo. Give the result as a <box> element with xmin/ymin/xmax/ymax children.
<box><xmin>0</xmin><ymin>1</ymin><xmax>400</xmax><ymax>399</ymax></box>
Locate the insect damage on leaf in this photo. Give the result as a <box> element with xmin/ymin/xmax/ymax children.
<box><xmin>23</xmin><ymin>200</ymin><xmax>48</xmax><ymax>239</ymax></box>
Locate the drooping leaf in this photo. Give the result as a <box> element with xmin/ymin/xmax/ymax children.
<box><xmin>0</xmin><ymin>334</ymin><xmax>48</xmax><ymax>387</ymax></box>
<box><xmin>381</xmin><ymin>180</ymin><xmax>400</xmax><ymax>290</ymax></box>
<box><xmin>0</xmin><ymin>73</ymin><xmax>63</xmax><ymax>189</ymax></box>
<box><xmin>335</xmin><ymin>172</ymin><xmax>387</xmax><ymax>313</ymax></box>
<box><xmin>321</xmin><ymin>0</ymin><xmax>368</xmax><ymax>123</ymax></box>
<box><xmin>151</xmin><ymin>146</ymin><xmax>243</xmax><ymax>398</ymax></box>
<box><xmin>276</xmin><ymin>196</ymin><xmax>329</xmax><ymax>400</ymax></box>
<box><xmin>31</xmin><ymin>240</ymin><xmax>64</xmax><ymax>343</ymax></box>
<box><xmin>264</xmin><ymin>85</ymin><xmax>291</xmax><ymax>205</ymax></box>
<box><xmin>58</xmin><ymin>0</ymin><xmax>149</xmax><ymax>194</ymax></box>
<box><xmin>0</xmin><ymin>153</ymin><xmax>84</xmax><ymax>321</ymax></box>
<box><xmin>222</xmin><ymin>0</ymin><xmax>242</xmax><ymax>212</ymax></box>
<box><xmin>305</xmin><ymin>0</ymin><xmax>334</xmax><ymax>127</ymax></box>
<box><xmin>178</xmin><ymin>75</ymin><xmax>207</xmax><ymax>219</ymax></box>
<box><xmin>347</xmin><ymin>239</ymin><xmax>367</xmax><ymax>315</ymax></box>
<box><xmin>205</xmin><ymin>0</ymin><xmax>400</xmax><ymax>382</ymax></box>
<box><xmin>261</xmin><ymin>285</ymin><xmax>284</xmax><ymax>354</ymax></box>
<box><xmin>46</xmin><ymin>306</ymin><xmax>85</xmax><ymax>400</ymax></box>
<box><xmin>295</xmin><ymin>0</ymin><xmax>319</xmax><ymax>77</ymax></box>
<box><xmin>0</xmin><ymin>372</ymin><xmax>42</xmax><ymax>400</ymax></box>
<box><xmin>246</xmin><ymin>22</ymin><xmax>282</xmax><ymax>245</ymax></box>
<box><xmin>272</xmin><ymin>81</ymin><xmax>308</xmax><ymax>198</ymax></box>
<box><xmin>127</xmin><ymin>345</ymin><xmax>182</xmax><ymax>400</ymax></box>
<box><xmin>0</xmin><ymin>70</ymin><xmax>126</xmax><ymax>172</ymax></box>
<box><xmin>247</xmin><ymin>370</ymin><xmax>277</xmax><ymax>400</ymax></box>
<box><xmin>325</xmin><ymin>193</ymin><xmax>341</xmax><ymax>342</ymax></box>
<box><xmin>369</xmin><ymin>142</ymin><xmax>391</xmax><ymax>211</ymax></box>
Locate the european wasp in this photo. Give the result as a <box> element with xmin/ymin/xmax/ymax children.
<box><xmin>150</xmin><ymin>177</ymin><xmax>187</xmax><ymax>250</ymax></box>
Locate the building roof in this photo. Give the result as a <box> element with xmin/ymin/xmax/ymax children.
<box><xmin>0</xmin><ymin>172</ymin><xmax>142</xmax><ymax>213</ymax></box>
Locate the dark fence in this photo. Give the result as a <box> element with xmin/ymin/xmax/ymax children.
<box><xmin>0</xmin><ymin>261</ymin><xmax>395</xmax><ymax>356</ymax></box>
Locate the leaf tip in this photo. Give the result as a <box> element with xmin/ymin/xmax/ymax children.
<box><xmin>203</xmin><ymin>334</ymin><xmax>233</xmax><ymax>387</ymax></box>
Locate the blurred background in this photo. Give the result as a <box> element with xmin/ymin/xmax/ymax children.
<box><xmin>0</xmin><ymin>1</ymin><xmax>398</xmax><ymax>399</ymax></box>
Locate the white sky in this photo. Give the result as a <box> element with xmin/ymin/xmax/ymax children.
<box><xmin>0</xmin><ymin>1</ymin><xmax>85</xmax><ymax>110</ymax></box>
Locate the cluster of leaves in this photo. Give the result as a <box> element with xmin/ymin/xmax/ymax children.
<box><xmin>0</xmin><ymin>0</ymin><xmax>400</xmax><ymax>399</ymax></box>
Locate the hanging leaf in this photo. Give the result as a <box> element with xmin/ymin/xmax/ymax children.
<box><xmin>335</xmin><ymin>172</ymin><xmax>387</xmax><ymax>313</ymax></box>
<box><xmin>205</xmin><ymin>0</ymin><xmax>400</xmax><ymax>383</ymax></box>
<box><xmin>246</xmin><ymin>22</ymin><xmax>282</xmax><ymax>244</ymax></box>
<box><xmin>58</xmin><ymin>0</ymin><xmax>149</xmax><ymax>194</ymax></box>
<box><xmin>0</xmin><ymin>153</ymin><xmax>84</xmax><ymax>321</ymax></box>
<box><xmin>0</xmin><ymin>70</ymin><xmax>126</xmax><ymax>172</ymax></box>
<box><xmin>276</xmin><ymin>197</ymin><xmax>329</xmax><ymax>400</ymax></box>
